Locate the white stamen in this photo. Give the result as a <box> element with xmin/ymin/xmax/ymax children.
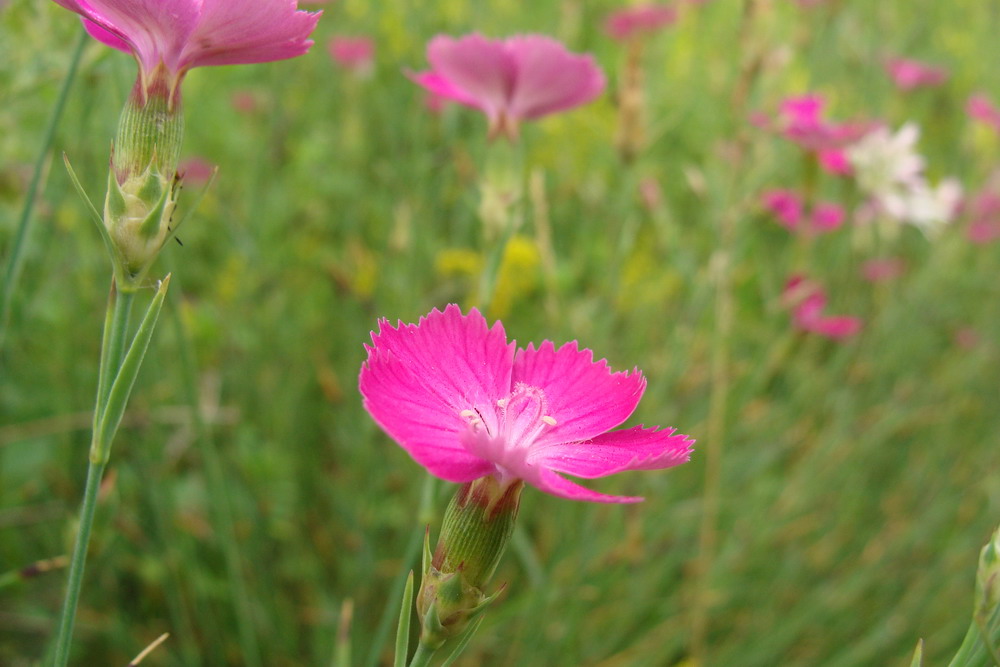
<box><xmin>541</xmin><ymin>415</ymin><xmax>557</xmax><ymax>426</ymax></box>
<box><xmin>496</xmin><ymin>398</ymin><xmax>508</xmax><ymax>409</ymax></box>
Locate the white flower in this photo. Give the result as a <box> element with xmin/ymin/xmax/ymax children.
<box><xmin>846</xmin><ymin>123</ymin><xmax>925</xmax><ymax>198</ymax></box>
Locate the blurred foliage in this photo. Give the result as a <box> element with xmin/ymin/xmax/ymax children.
<box><xmin>1</xmin><ymin>0</ymin><xmax>999</xmax><ymax>665</ymax></box>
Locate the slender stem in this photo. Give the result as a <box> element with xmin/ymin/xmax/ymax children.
<box><xmin>0</xmin><ymin>27</ymin><xmax>88</xmax><ymax>350</ymax></box>
<box><xmin>52</xmin><ymin>460</ymin><xmax>107</xmax><ymax>667</ymax></box>
<box><xmin>53</xmin><ymin>278</ymin><xmax>137</xmax><ymax>665</ymax></box>
<box><xmin>408</xmin><ymin>642</ymin><xmax>437</xmax><ymax>667</ymax></box>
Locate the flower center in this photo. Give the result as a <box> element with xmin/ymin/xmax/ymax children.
<box><xmin>459</xmin><ymin>383</ymin><xmax>558</xmax><ymax>476</ymax></box>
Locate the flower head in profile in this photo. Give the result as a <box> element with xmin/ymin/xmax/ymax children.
<box><xmin>778</xmin><ymin>94</ymin><xmax>872</xmax><ymax>152</ymax></box>
<box><xmin>410</xmin><ymin>34</ymin><xmax>605</xmax><ymax>141</ymax></box>
<box><xmin>604</xmin><ymin>4</ymin><xmax>678</xmax><ymax>42</ymax></box>
<box><xmin>884</xmin><ymin>58</ymin><xmax>949</xmax><ymax>91</ymax></box>
<box><xmin>760</xmin><ymin>189</ymin><xmax>845</xmax><ymax>235</ymax></box>
<box><xmin>783</xmin><ymin>276</ymin><xmax>862</xmax><ymax>340</ymax></box>
<box><xmin>359</xmin><ymin>306</ymin><xmax>693</xmax><ymax>503</ymax></box>
<box><xmin>52</xmin><ymin>0</ymin><xmax>321</xmax><ymax>106</ymax></box>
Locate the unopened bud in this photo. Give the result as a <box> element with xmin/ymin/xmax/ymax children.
<box><xmin>417</xmin><ymin>477</ymin><xmax>523</xmax><ymax>648</ymax></box>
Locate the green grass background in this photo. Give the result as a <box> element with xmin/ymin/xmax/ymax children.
<box><xmin>1</xmin><ymin>0</ymin><xmax>999</xmax><ymax>664</ymax></box>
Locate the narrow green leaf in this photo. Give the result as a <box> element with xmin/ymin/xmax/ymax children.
<box><xmin>394</xmin><ymin>571</ymin><xmax>415</xmax><ymax>667</ymax></box>
<box><xmin>63</xmin><ymin>154</ymin><xmax>111</xmax><ymax>252</ymax></box>
<box><xmin>910</xmin><ymin>638</ymin><xmax>924</xmax><ymax>667</ymax></box>
<box><xmin>94</xmin><ymin>274</ymin><xmax>171</xmax><ymax>463</ymax></box>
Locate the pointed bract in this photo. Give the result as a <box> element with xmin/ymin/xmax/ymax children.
<box><xmin>359</xmin><ymin>306</ymin><xmax>693</xmax><ymax>503</ymax></box>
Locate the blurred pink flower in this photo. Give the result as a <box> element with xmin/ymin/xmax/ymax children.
<box><xmin>52</xmin><ymin>0</ymin><xmax>320</xmax><ymax>104</ymax></box>
<box><xmin>761</xmin><ymin>189</ymin><xmax>844</xmax><ymax>234</ymax></box>
<box><xmin>359</xmin><ymin>305</ymin><xmax>694</xmax><ymax>503</ymax></box>
<box><xmin>230</xmin><ymin>90</ymin><xmax>261</xmax><ymax>114</ymax></box>
<box><xmin>410</xmin><ymin>33</ymin><xmax>606</xmax><ymax>141</ymax></box>
<box><xmin>778</xmin><ymin>94</ymin><xmax>872</xmax><ymax>152</ymax></box>
<box><xmin>818</xmin><ymin>148</ymin><xmax>852</xmax><ymax>175</ymax></box>
<box><xmin>861</xmin><ymin>257</ymin><xmax>906</xmax><ymax>282</ymax></box>
<box><xmin>328</xmin><ymin>36</ymin><xmax>375</xmax><ymax>75</ymax></box>
<box><xmin>761</xmin><ymin>189</ymin><xmax>803</xmax><ymax>229</ymax></box>
<box><xmin>177</xmin><ymin>157</ymin><xmax>215</xmax><ymax>185</ymax></box>
<box><xmin>884</xmin><ymin>58</ymin><xmax>949</xmax><ymax>91</ymax></box>
<box><xmin>954</xmin><ymin>328</ymin><xmax>980</xmax><ymax>350</ymax></box>
<box><xmin>968</xmin><ymin>94</ymin><xmax>1000</xmax><ymax>133</ymax></box>
<box><xmin>810</xmin><ymin>202</ymin><xmax>845</xmax><ymax>231</ymax></box>
<box><xmin>784</xmin><ymin>276</ymin><xmax>862</xmax><ymax>340</ymax></box>
<box><xmin>965</xmin><ymin>178</ymin><xmax>1000</xmax><ymax>244</ymax></box>
<box><xmin>604</xmin><ymin>4</ymin><xmax>678</xmax><ymax>42</ymax></box>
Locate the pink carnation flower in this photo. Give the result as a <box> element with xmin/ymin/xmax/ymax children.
<box><xmin>328</xmin><ymin>36</ymin><xmax>375</xmax><ymax>75</ymax></box>
<box><xmin>884</xmin><ymin>58</ymin><xmax>949</xmax><ymax>91</ymax></box>
<box><xmin>411</xmin><ymin>33</ymin><xmax>606</xmax><ymax>141</ymax></box>
<box><xmin>359</xmin><ymin>306</ymin><xmax>694</xmax><ymax>503</ymax></box>
<box><xmin>761</xmin><ymin>189</ymin><xmax>803</xmax><ymax>229</ymax></box>
<box><xmin>52</xmin><ymin>0</ymin><xmax>320</xmax><ymax>104</ymax></box>
<box><xmin>784</xmin><ymin>276</ymin><xmax>862</xmax><ymax>340</ymax></box>
<box><xmin>604</xmin><ymin>4</ymin><xmax>678</xmax><ymax>42</ymax></box>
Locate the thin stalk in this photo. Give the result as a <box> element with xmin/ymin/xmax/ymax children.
<box><xmin>51</xmin><ymin>460</ymin><xmax>106</xmax><ymax>666</ymax></box>
<box><xmin>166</xmin><ymin>280</ymin><xmax>263</xmax><ymax>667</ymax></box>
<box><xmin>0</xmin><ymin>27</ymin><xmax>88</xmax><ymax>350</ymax></box>
<box><xmin>95</xmin><ymin>285</ymin><xmax>135</xmax><ymax>432</ymax></box>
<box><xmin>408</xmin><ymin>643</ymin><xmax>437</xmax><ymax>667</ymax></box>
<box><xmin>689</xmin><ymin>0</ymin><xmax>765</xmax><ymax>661</ymax></box>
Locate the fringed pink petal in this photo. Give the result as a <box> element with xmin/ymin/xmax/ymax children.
<box><xmin>426</xmin><ymin>34</ymin><xmax>514</xmax><ymax>123</ymax></box>
<box><xmin>531</xmin><ymin>468</ymin><xmax>643</xmax><ymax>504</ymax></box>
<box><xmin>531</xmin><ymin>426</ymin><xmax>694</xmax><ymax>479</ymax></box>
<box><xmin>506</xmin><ymin>35</ymin><xmax>605</xmax><ymax>120</ymax></box>
<box><xmin>409</xmin><ymin>71</ymin><xmax>485</xmax><ymax>111</ymax></box>
<box><xmin>512</xmin><ymin>340</ymin><xmax>645</xmax><ymax>447</ymax></box>
<box><xmin>182</xmin><ymin>0</ymin><xmax>319</xmax><ymax>69</ymax></box>
<box><xmin>359</xmin><ymin>305</ymin><xmax>514</xmax><ymax>482</ymax></box>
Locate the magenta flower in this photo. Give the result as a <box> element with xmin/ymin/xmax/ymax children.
<box><xmin>861</xmin><ymin>257</ymin><xmax>906</xmax><ymax>282</ymax></box>
<box><xmin>52</xmin><ymin>0</ymin><xmax>320</xmax><ymax>104</ymax></box>
<box><xmin>784</xmin><ymin>276</ymin><xmax>862</xmax><ymax>340</ymax></box>
<box><xmin>968</xmin><ymin>94</ymin><xmax>1000</xmax><ymax>133</ymax></box>
<box><xmin>884</xmin><ymin>58</ymin><xmax>949</xmax><ymax>91</ymax></box>
<box><xmin>604</xmin><ymin>4</ymin><xmax>678</xmax><ymax>42</ymax></box>
<box><xmin>818</xmin><ymin>148</ymin><xmax>852</xmax><ymax>176</ymax></box>
<box><xmin>761</xmin><ymin>189</ymin><xmax>803</xmax><ymax>229</ymax></box>
<box><xmin>411</xmin><ymin>34</ymin><xmax>606</xmax><ymax>141</ymax></box>
<box><xmin>778</xmin><ymin>94</ymin><xmax>872</xmax><ymax>152</ymax></box>
<box><xmin>359</xmin><ymin>306</ymin><xmax>693</xmax><ymax>503</ymax></box>
<box><xmin>761</xmin><ymin>189</ymin><xmax>844</xmax><ymax>234</ymax></box>
<box><xmin>328</xmin><ymin>36</ymin><xmax>375</xmax><ymax>75</ymax></box>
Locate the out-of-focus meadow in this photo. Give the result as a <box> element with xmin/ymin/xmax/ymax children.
<box><xmin>2</xmin><ymin>0</ymin><xmax>999</xmax><ymax>665</ymax></box>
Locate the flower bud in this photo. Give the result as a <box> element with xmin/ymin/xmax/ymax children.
<box><xmin>976</xmin><ymin>524</ymin><xmax>1000</xmax><ymax>619</ymax></box>
<box><xmin>417</xmin><ymin>477</ymin><xmax>523</xmax><ymax>648</ymax></box>
<box><xmin>103</xmin><ymin>68</ymin><xmax>184</xmax><ymax>290</ymax></box>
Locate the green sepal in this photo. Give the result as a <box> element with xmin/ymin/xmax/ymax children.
<box><xmin>106</xmin><ymin>168</ymin><xmax>127</xmax><ymax>220</ymax></box>
<box><xmin>134</xmin><ymin>172</ymin><xmax>173</xmax><ymax>242</ymax></box>
<box><xmin>63</xmin><ymin>154</ymin><xmax>113</xmax><ymax>257</ymax></box>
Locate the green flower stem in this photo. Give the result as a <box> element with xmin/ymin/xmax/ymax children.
<box><xmin>0</xmin><ymin>27</ymin><xmax>88</xmax><ymax>350</ymax></box>
<box><xmin>407</xmin><ymin>643</ymin><xmax>437</xmax><ymax>667</ymax></box>
<box><xmin>51</xmin><ymin>456</ymin><xmax>106</xmax><ymax>667</ymax></box>
<box><xmin>53</xmin><ymin>277</ymin><xmax>169</xmax><ymax>666</ymax></box>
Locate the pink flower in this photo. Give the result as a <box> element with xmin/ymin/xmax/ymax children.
<box><xmin>52</xmin><ymin>0</ymin><xmax>320</xmax><ymax>103</ymax></box>
<box><xmin>328</xmin><ymin>36</ymin><xmax>375</xmax><ymax>75</ymax></box>
<box><xmin>177</xmin><ymin>156</ymin><xmax>216</xmax><ymax>185</ymax></box>
<box><xmin>818</xmin><ymin>148</ymin><xmax>852</xmax><ymax>175</ymax></box>
<box><xmin>761</xmin><ymin>190</ymin><xmax>844</xmax><ymax>234</ymax></box>
<box><xmin>884</xmin><ymin>58</ymin><xmax>949</xmax><ymax>91</ymax></box>
<box><xmin>761</xmin><ymin>189</ymin><xmax>803</xmax><ymax>229</ymax></box>
<box><xmin>967</xmin><ymin>94</ymin><xmax>1000</xmax><ymax>132</ymax></box>
<box><xmin>784</xmin><ymin>276</ymin><xmax>862</xmax><ymax>340</ymax></box>
<box><xmin>411</xmin><ymin>34</ymin><xmax>606</xmax><ymax>141</ymax></box>
<box><xmin>778</xmin><ymin>94</ymin><xmax>872</xmax><ymax>152</ymax></box>
<box><xmin>861</xmin><ymin>257</ymin><xmax>906</xmax><ymax>282</ymax></box>
<box><xmin>810</xmin><ymin>202</ymin><xmax>845</xmax><ymax>232</ymax></box>
<box><xmin>965</xmin><ymin>178</ymin><xmax>1000</xmax><ymax>244</ymax></box>
<box><xmin>604</xmin><ymin>5</ymin><xmax>678</xmax><ymax>42</ymax></box>
<box><xmin>359</xmin><ymin>306</ymin><xmax>694</xmax><ymax>503</ymax></box>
